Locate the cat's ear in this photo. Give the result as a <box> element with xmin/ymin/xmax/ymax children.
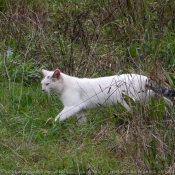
<box><xmin>52</xmin><ymin>69</ymin><xmax>61</xmax><ymax>79</ymax></box>
<box><xmin>42</xmin><ymin>69</ymin><xmax>50</xmax><ymax>77</ymax></box>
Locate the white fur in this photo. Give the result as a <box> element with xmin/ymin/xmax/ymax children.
<box><xmin>41</xmin><ymin>69</ymin><xmax>172</xmax><ymax>122</ymax></box>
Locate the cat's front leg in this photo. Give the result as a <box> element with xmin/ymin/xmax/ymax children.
<box><xmin>55</xmin><ymin>106</ymin><xmax>82</xmax><ymax>122</ymax></box>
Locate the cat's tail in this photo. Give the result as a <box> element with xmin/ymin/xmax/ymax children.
<box><xmin>147</xmin><ymin>79</ymin><xmax>175</xmax><ymax>97</ymax></box>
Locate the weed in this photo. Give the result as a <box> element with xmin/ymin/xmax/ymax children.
<box><xmin>0</xmin><ymin>0</ymin><xmax>175</xmax><ymax>173</ymax></box>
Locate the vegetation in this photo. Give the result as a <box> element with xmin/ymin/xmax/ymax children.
<box><xmin>0</xmin><ymin>0</ymin><xmax>175</xmax><ymax>174</ymax></box>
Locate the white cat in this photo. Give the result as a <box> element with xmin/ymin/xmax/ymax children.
<box><xmin>41</xmin><ymin>69</ymin><xmax>175</xmax><ymax>123</ymax></box>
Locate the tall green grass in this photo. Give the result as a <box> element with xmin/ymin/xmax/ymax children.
<box><xmin>0</xmin><ymin>82</ymin><xmax>120</xmax><ymax>173</ymax></box>
<box><xmin>0</xmin><ymin>0</ymin><xmax>175</xmax><ymax>173</ymax></box>
<box><xmin>0</xmin><ymin>80</ymin><xmax>175</xmax><ymax>173</ymax></box>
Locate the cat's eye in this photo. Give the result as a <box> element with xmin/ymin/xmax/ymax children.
<box><xmin>46</xmin><ymin>83</ymin><xmax>50</xmax><ymax>86</ymax></box>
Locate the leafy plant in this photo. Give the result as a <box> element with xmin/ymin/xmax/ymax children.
<box><xmin>0</xmin><ymin>0</ymin><xmax>175</xmax><ymax>173</ymax></box>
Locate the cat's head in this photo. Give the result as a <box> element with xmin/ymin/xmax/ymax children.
<box><xmin>41</xmin><ymin>69</ymin><xmax>63</xmax><ymax>95</ymax></box>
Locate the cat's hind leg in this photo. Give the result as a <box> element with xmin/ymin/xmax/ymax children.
<box><xmin>118</xmin><ymin>99</ymin><xmax>131</xmax><ymax>111</ymax></box>
<box><xmin>163</xmin><ymin>97</ymin><xmax>173</xmax><ymax>106</ymax></box>
<box><xmin>148</xmin><ymin>90</ymin><xmax>173</xmax><ymax>106</ymax></box>
<box><xmin>76</xmin><ymin>111</ymin><xmax>87</xmax><ymax>124</ymax></box>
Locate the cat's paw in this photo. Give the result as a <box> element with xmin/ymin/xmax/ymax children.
<box><xmin>55</xmin><ymin>116</ymin><xmax>60</xmax><ymax>122</ymax></box>
<box><xmin>55</xmin><ymin>115</ymin><xmax>66</xmax><ymax>122</ymax></box>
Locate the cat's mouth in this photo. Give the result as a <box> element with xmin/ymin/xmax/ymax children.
<box><xmin>42</xmin><ymin>90</ymin><xmax>48</xmax><ymax>94</ymax></box>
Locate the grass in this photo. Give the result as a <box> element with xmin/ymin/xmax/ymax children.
<box><xmin>0</xmin><ymin>81</ymin><xmax>175</xmax><ymax>174</ymax></box>
<box><xmin>0</xmin><ymin>82</ymin><xmax>122</xmax><ymax>173</ymax></box>
<box><xmin>1</xmin><ymin>0</ymin><xmax>175</xmax><ymax>174</ymax></box>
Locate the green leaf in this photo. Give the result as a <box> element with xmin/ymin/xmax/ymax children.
<box><xmin>128</xmin><ymin>45</ymin><xmax>137</xmax><ymax>57</ymax></box>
